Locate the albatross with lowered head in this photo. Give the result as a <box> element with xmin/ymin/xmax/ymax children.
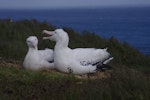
<box><xmin>23</xmin><ymin>36</ymin><xmax>54</xmax><ymax>71</ymax></box>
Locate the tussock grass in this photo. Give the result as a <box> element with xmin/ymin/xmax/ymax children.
<box><xmin>0</xmin><ymin>19</ymin><xmax>150</xmax><ymax>100</ymax></box>
<box><xmin>0</xmin><ymin>61</ymin><xmax>149</xmax><ymax>100</ymax></box>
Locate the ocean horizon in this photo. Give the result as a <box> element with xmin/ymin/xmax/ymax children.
<box><xmin>0</xmin><ymin>7</ymin><xmax>150</xmax><ymax>55</ymax></box>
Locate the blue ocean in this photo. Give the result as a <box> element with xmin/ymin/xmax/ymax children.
<box><xmin>0</xmin><ymin>7</ymin><xmax>150</xmax><ymax>55</ymax></box>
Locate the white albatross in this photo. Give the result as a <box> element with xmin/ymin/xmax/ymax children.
<box><xmin>23</xmin><ymin>36</ymin><xmax>54</xmax><ymax>71</ymax></box>
<box><xmin>43</xmin><ymin>29</ymin><xmax>113</xmax><ymax>75</ymax></box>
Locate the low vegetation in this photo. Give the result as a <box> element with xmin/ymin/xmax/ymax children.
<box><xmin>0</xmin><ymin>19</ymin><xmax>149</xmax><ymax>99</ymax></box>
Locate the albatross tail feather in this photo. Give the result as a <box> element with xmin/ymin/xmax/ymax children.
<box><xmin>96</xmin><ymin>64</ymin><xmax>112</xmax><ymax>72</ymax></box>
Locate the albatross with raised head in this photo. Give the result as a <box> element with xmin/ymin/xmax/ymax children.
<box><xmin>43</xmin><ymin>29</ymin><xmax>113</xmax><ymax>74</ymax></box>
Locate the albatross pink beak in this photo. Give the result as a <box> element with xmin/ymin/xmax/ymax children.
<box><xmin>42</xmin><ymin>30</ymin><xmax>54</xmax><ymax>40</ymax></box>
<box><xmin>31</xmin><ymin>41</ymin><xmax>37</xmax><ymax>49</ymax></box>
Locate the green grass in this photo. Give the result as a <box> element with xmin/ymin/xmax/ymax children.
<box><xmin>0</xmin><ymin>19</ymin><xmax>150</xmax><ymax>100</ymax></box>
<box><xmin>0</xmin><ymin>63</ymin><xmax>149</xmax><ymax>100</ymax></box>
<box><xmin>0</xmin><ymin>19</ymin><xmax>150</xmax><ymax>68</ymax></box>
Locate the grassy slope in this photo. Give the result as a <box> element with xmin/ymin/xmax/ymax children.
<box><xmin>0</xmin><ymin>19</ymin><xmax>150</xmax><ymax>99</ymax></box>
<box><xmin>0</xmin><ymin>60</ymin><xmax>149</xmax><ymax>100</ymax></box>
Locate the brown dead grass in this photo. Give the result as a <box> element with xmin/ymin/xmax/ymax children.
<box><xmin>0</xmin><ymin>57</ymin><xmax>112</xmax><ymax>80</ymax></box>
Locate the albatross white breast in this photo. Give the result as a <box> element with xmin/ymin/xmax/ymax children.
<box><xmin>43</xmin><ymin>29</ymin><xmax>113</xmax><ymax>75</ymax></box>
<box><xmin>23</xmin><ymin>36</ymin><xmax>54</xmax><ymax>71</ymax></box>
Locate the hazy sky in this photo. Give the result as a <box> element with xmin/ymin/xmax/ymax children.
<box><xmin>0</xmin><ymin>0</ymin><xmax>150</xmax><ymax>9</ymax></box>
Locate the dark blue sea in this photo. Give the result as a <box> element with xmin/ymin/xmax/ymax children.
<box><xmin>0</xmin><ymin>7</ymin><xmax>150</xmax><ymax>55</ymax></box>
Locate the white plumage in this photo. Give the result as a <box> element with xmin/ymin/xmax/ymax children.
<box><xmin>72</xmin><ymin>48</ymin><xmax>112</xmax><ymax>65</ymax></box>
<box><xmin>43</xmin><ymin>29</ymin><xmax>113</xmax><ymax>75</ymax></box>
<box><xmin>23</xmin><ymin>36</ymin><xmax>54</xmax><ymax>71</ymax></box>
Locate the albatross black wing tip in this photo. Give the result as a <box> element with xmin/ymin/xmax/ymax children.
<box><xmin>96</xmin><ymin>64</ymin><xmax>112</xmax><ymax>72</ymax></box>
